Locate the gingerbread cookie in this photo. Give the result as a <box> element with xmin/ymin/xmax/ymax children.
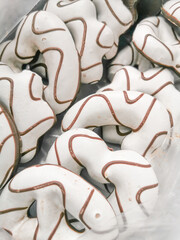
<box><xmin>0</xmin><ymin>164</ymin><xmax>118</xmax><ymax>240</ymax></box>
<box><xmin>132</xmin><ymin>16</ymin><xmax>180</xmax><ymax>75</ymax></box>
<box><xmin>0</xmin><ymin>11</ymin><xmax>80</xmax><ymax>114</ymax></box>
<box><xmin>61</xmin><ymin>91</ymin><xmax>171</xmax><ymax>158</ymax></box>
<box><xmin>0</xmin><ymin>102</ymin><xmax>20</xmax><ymax>189</ymax></box>
<box><xmin>0</xmin><ymin>64</ymin><xmax>56</xmax><ymax>163</ymax></box>
<box><xmin>162</xmin><ymin>0</ymin><xmax>180</xmax><ymax>27</ymax></box>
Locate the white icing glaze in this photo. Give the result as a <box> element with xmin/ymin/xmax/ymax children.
<box><xmin>46</xmin><ymin>128</ymin><xmax>158</xmax><ymax>234</ymax></box>
<box><xmin>92</xmin><ymin>0</ymin><xmax>133</xmax><ymax>58</ymax></box>
<box><xmin>132</xmin><ymin>16</ymin><xmax>180</xmax><ymax>75</ymax></box>
<box><xmin>44</xmin><ymin>0</ymin><xmax>114</xmax><ymax>84</ymax></box>
<box><xmin>162</xmin><ymin>0</ymin><xmax>180</xmax><ymax>27</ymax></box>
<box><xmin>0</xmin><ymin>11</ymin><xmax>80</xmax><ymax>114</ymax></box>
<box><xmin>61</xmin><ymin>91</ymin><xmax>171</xmax><ymax>159</ymax></box>
<box><xmin>0</xmin><ymin>164</ymin><xmax>118</xmax><ymax>240</ymax></box>
<box><xmin>0</xmin><ymin>64</ymin><xmax>56</xmax><ymax>163</ymax></box>
<box><xmin>0</xmin><ymin>103</ymin><xmax>20</xmax><ymax>189</ymax></box>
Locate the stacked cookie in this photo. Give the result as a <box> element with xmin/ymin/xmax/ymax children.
<box><xmin>0</xmin><ymin>0</ymin><xmax>179</xmax><ymax>239</ymax></box>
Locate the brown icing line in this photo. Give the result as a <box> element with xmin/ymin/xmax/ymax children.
<box><xmin>0</xmin><ymin>77</ymin><xmax>14</xmax><ymax>116</ymax></box>
<box><xmin>9</xmin><ymin>180</ymin><xmax>66</xmax><ymax>208</ymax></box>
<box><xmin>138</xmin><ymin>23</ymin><xmax>157</xmax><ymax>36</ymax></box>
<box><xmin>169</xmin><ymin>1</ymin><xmax>180</xmax><ymax>9</ymax></box>
<box><xmin>57</xmin><ymin>0</ymin><xmax>80</xmax><ymax>7</ymax></box>
<box><xmin>96</xmin><ymin>22</ymin><xmax>113</xmax><ymax>49</ymax></box>
<box><xmin>31</xmin><ymin>63</ymin><xmax>48</xmax><ymax>79</ymax></box>
<box><xmin>136</xmin><ymin>183</ymin><xmax>158</xmax><ymax>204</ymax></box>
<box><xmin>151</xmin><ymin>82</ymin><xmax>173</xmax><ymax>96</ymax></box>
<box><xmin>42</xmin><ymin>47</ymin><xmax>74</xmax><ymax>104</ymax></box>
<box><xmin>19</xmin><ymin>116</ymin><xmax>55</xmax><ymax>136</ymax></box>
<box><xmin>142</xmin><ymin>131</ymin><xmax>168</xmax><ymax>157</ymax></box>
<box><xmin>142</xmin><ymin>18</ymin><xmax>160</xmax><ymax>28</ymax></box>
<box><xmin>141</xmin><ymin>34</ymin><xmax>174</xmax><ymax>61</ymax></box>
<box><xmin>162</xmin><ymin>7</ymin><xmax>180</xmax><ymax>27</ymax></box>
<box><xmin>29</xmin><ymin>73</ymin><xmax>41</xmax><ymax>101</ymax></box>
<box><xmin>65</xmin><ymin>210</ymin><xmax>85</xmax><ymax>233</ymax></box>
<box><xmin>65</xmin><ymin>17</ymin><xmax>87</xmax><ymax>57</ymax></box>
<box><xmin>0</xmin><ymin>165</ymin><xmax>14</xmax><ymax>189</ymax></box>
<box><xmin>117</xmin><ymin>68</ymin><xmax>131</xmax><ymax>90</ymax></box>
<box><xmin>79</xmin><ymin>189</ymin><xmax>94</xmax><ymax>230</ymax></box>
<box><xmin>61</xmin><ymin>94</ymin><xmax>126</xmax><ymax>131</ymax></box>
<box><xmin>3</xmin><ymin>228</ymin><xmax>13</xmax><ymax>236</ymax></box>
<box><xmin>171</xmin><ymin>6</ymin><xmax>180</xmax><ymax>16</ymax></box>
<box><xmin>115</xmin><ymin>125</ymin><xmax>132</xmax><ymax>136</ymax></box>
<box><xmin>102</xmin><ymin>88</ymin><xmax>113</xmax><ymax>92</ymax></box>
<box><xmin>115</xmin><ymin>188</ymin><xmax>124</xmax><ymax>213</ymax></box>
<box><xmin>46</xmin><ymin>212</ymin><xmax>64</xmax><ymax>240</ymax></box>
<box><xmin>167</xmin><ymin>110</ymin><xmax>174</xmax><ymax>128</ymax></box>
<box><xmin>21</xmin><ymin>146</ymin><xmax>37</xmax><ymax>157</ymax></box>
<box><xmin>123</xmin><ymin>91</ymin><xmax>144</xmax><ymax>104</ymax></box>
<box><xmin>0</xmin><ymin>134</ymin><xmax>14</xmax><ymax>152</ymax></box>
<box><xmin>0</xmin><ymin>41</ymin><xmax>11</xmax><ymax>61</ymax></box>
<box><xmin>0</xmin><ymin>206</ymin><xmax>28</xmax><ymax>215</ymax></box>
<box><xmin>81</xmin><ymin>62</ymin><xmax>102</xmax><ymax>71</ymax></box>
<box><xmin>54</xmin><ymin>138</ymin><xmax>61</xmax><ymax>165</ymax></box>
<box><xmin>105</xmin><ymin>0</ymin><xmax>132</xmax><ymax>26</ymax></box>
<box><xmin>141</xmin><ymin>68</ymin><xmax>164</xmax><ymax>80</ymax></box>
<box><xmin>68</xmin><ymin>134</ymin><xmax>103</xmax><ymax>167</ymax></box>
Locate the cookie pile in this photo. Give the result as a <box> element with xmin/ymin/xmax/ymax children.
<box><xmin>0</xmin><ymin>0</ymin><xmax>179</xmax><ymax>239</ymax></box>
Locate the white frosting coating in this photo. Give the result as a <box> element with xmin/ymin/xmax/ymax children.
<box><xmin>0</xmin><ymin>103</ymin><xmax>20</xmax><ymax>189</ymax></box>
<box><xmin>46</xmin><ymin>128</ymin><xmax>158</xmax><ymax>233</ymax></box>
<box><xmin>61</xmin><ymin>91</ymin><xmax>171</xmax><ymax>159</ymax></box>
<box><xmin>162</xmin><ymin>0</ymin><xmax>180</xmax><ymax>27</ymax></box>
<box><xmin>44</xmin><ymin>0</ymin><xmax>114</xmax><ymax>84</ymax></box>
<box><xmin>0</xmin><ymin>11</ymin><xmax>80</xmax><ymax>114</ymax></box>
<box><xmin>132</xmin><ymin>16</ymin><xmax>180</xmax><ymax>75</ymax></box>
<box><xmin>0</xmin><ymin>64</ymin><xmax>56</xmax><ymax>163</ymax></box>
<box><xmin>0</xmin><ymin>164</ymin><xmax>118</xmax><ymax>240</ymax></box>
<box><xmin>92</xmin><ymin>0</ymin><xmax>133</xmax><ymax>58</ymax></box>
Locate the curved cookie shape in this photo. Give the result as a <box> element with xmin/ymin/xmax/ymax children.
<box><xmin>132</xmin><ymin>16</ymin><xmax>180</xmax><ymax>75</ymax></box>
<box><xmin>108</xmin><ymin>42</ymin><xmax>154</xmax><ymax>81</ymax></box>
<box><xmin>92</xmin><ymin>0</ymin><xmax>133</xmax><ymax>58</ymax></box>
<box><xmin>0</xmin><ymin>103</ymin><xmax>20</xmax><ymax>189</ymax></box>
<box><xmin>0</xmin><ymin>64</ymin><xmax>56</xmax><ymax>163</ymax></box>
<box><xmin>61</xmin><ymin>91</ymin><xmax>171</xmax><ymax>159</ymax></box>
<box><xmin>46</xmin><ymin>129</ymin><xmax>158</xmax><ymax>234</ymax></box>
<box><xmin>0</xmin><ymin>164</ymin><xmax>118</xmax><ymax>240</ymax></box>
<box><xmin>0</xmin><ymin>11</ymin><xmax>80</xmax><ymax>114</ymax></box>
<box><xmin>162</xmin><ymin>0</ymin><xmax>180</xmax><ymax>27</ymax></box>
<box><xmin>44</xmin><ymin>0</ymin><xmax>114</xmax><ymax>84</ymax></box>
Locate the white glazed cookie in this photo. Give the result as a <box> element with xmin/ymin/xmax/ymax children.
<box><xmin>44</xmin><ymin>0</ymin><xmax>114</xmax><ymax>84</ymax></box>
<box><xmin>132</xmin><ymin>16</ymin><xmax>180</xmax><ymax>75</ymax></box>
<box><xmin>108</xmin><ymin>42</ymin><xmax>154</xmax><ymax>81</ymax></box>
<box><xmin>61</xmin><ymin>91</ymin><xmax>171</xmax><ymax>158</ymax></box>
<box><xmin>162</xmin><ymin>0</ymin><xmax>180</xmax><ymax>27</ymax></box>
<box><xmin>0</xmin><ymin>164</ymin><xmax>118</xmax><ymax>240</ymax></box>
<box><xmin>0</xmin><ymin>64</ymin><xmax>56</xmax><ymax>163</ymax></box>
<box><xmin>46</xmin><ymin>129</ymin><xmax>159</xmax><ymax>234</ymax></box>
<box><xmin>0</xmin><ymin>11</ymin><xmax>80</xmax><ymax>114</ymax></box>
<box><xmin>92</xmin><ymin>0</ymin><xmax>133</xmax><ymax>58</ymax></box>
<box><xmin>0</xmin><ymin>102</ymin><xmax>20</xmax><ymax>189</ymax></box>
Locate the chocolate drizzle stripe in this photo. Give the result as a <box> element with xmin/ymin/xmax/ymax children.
<box><xmin>42</xmin><ymin>47</ymin><xmax>74</xmax><ymax>104</ymax></box>
<box><xmin>123</xmin><ymin>91</ymin><xmax>144</xmax><ymax>104</ymax></box>
<box><xmin>138</xmin><ymin>23</ymin><xmax>157</xmax><ymax>36</ymax></box>
<box><xmin>47</xmin><ymin>212</ymin><xmax>64</xmax><ymax>240</ymax></box>
<box><xmin>172</xmin><ymin>6</ymin><xmax>180</xmax><ymax>16</ymax></box>
<box><xmin>21</xmin><ymin>146</ymin><xmax>37</xmax><ymax>157</ymax></box>
<box><xmin>54</xmin><ymin>138</ymin><xmax>61</xmax><ymax>165</ymax></box>
<box><xmin>142</xmin><ymin>18</ymin><xmax>160</xmax><ymax>28</ymax></box>
<box><xmin>169</xmin><ymin>1</ymin><xmax>180</xmax><ymax>9</ymax></box>
<box><xmin>57</xmin><ymin>0</ymin><xmax>80</xmax><ymax>7</ymax></box>
<box><xmin>9</xmin><ymin>181</ymin><xmax>66</xmax><ymax>208</ymax></box>
<box><xmin>81</xmin><ymin>62</ymin><xmax>102</xmax><ymax>71</ymax></box>
<box><xmin>68</xmin><ymin>134</ymin><xmax>102</xmax><ymax>167</ymax></box>
<box><xmin>62</xmin><ymin>94</ymin><xmax>126</xmax><ymax>131</ymax></box>
<box><xmin>141</xmin><ymin>34</ymin><xmax>174</xmax><ymax>61</ymax></box>
<box><xmin>162</xmin><ymin>8</ymin><xmax>180</xmax><ymax>27</ymax></box>
<box><xmin>133</xmin><ymin>98</ymin><xmax>156</xmax><ymax>132</ymax></box>
<box><xmin>29</xmin><ymin>73</ymin><xmax>41</xmax><ymax>101</ymax></box>
<box><xmin>3</xmin><ymin>228</ymin><xmax>12</xmax><ymax>236</ymax></box>
<box><xmin>96</xmin><ymin>23</ymin><xmax>112</xmax><ymax>48</ymax></box>
<box><xmin>0</xmin><ymin>41</ymin><xmax>11</xmax><ymax>61</ymax></box>
<box><xmin>32</xmin><ymin>11</ymin><xmax>66</xmax><ymax>35</ymax></box>
<box><xmin>115</xmin><ymin>125</ymin><xmax>132</xmax><ymax>136</ymax></box>
<box><xmin>102</xmin><ymin>88</ymin><xmax>113</xmax><ymax>92</ymax></box>
<box><xmin>31</xmin><ymin>63</ymin><xmax>48</xmax><ymax>79</ymax></box>
<box><xmin>167</xmin><ymin>110</ymin><xmax>174</xmax><ymax>128</ymax></box>
<box><xmin>141</xmin><ymin>68</ymin><xmax>164</xmax><ymax>80</ymax></box>
<box><xmin>65</xmin><ymin>17</ymin><xmax>87</xmax><ymax>57</ymax></box>
<box><xmin>151</xmin><ymin>82</ymin><xmax>173</xmax><ymax>96</ymax></box>
<box><xmin>105</xmin><ymin>0</ymin><xmax>132</xmax><ymax>26</ymax></box>
<box><xmin>136</xmin><ymin>183</ymin><xmax>158</xmax><ymax>204</ymax></box>
<box><xmin>142</xmin><ymin>131</ymin><xmax>168</xmax><ymax>157</ymax></box>
<box><xmin>33</xmin><ymin>224</ymin><xmax>39</xmax><ymax>240</ymax></box>
<box><xmin>0</xmin><ymin>206</ymin><xmax>28</xmax><ymax>215</ymax></box>
<box><xmin>118</xmin><ymin>68</ymin><xmax>131</xmax><ymax>90</ymax></box>
<box><xmin>19</xmin><ymin>116</ymin><xmax>55</xmax><ymax>136</ymax></box>
<box><xmin>0</xmin><ymin>77</ymin><xmax>14</xmax><ymax>116</ymax></box>
<box><xmin>0</xmin><ymin>134</ymin><xmax>14</xmax><ymax>152</ymax></box>
<box><xmin>115</xmin><ymin>188</ymin><xmax>123</xmax><ymax>213</ymax></box>
<box><xmin>0</xmin><ymin>166</ymin><xmax>14</xmax><ymax>189</ymax></box>
<box><xmin>79</xmin><ymin>189</ymin><xmax>94</xmax><ymax>230</ymax></box>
